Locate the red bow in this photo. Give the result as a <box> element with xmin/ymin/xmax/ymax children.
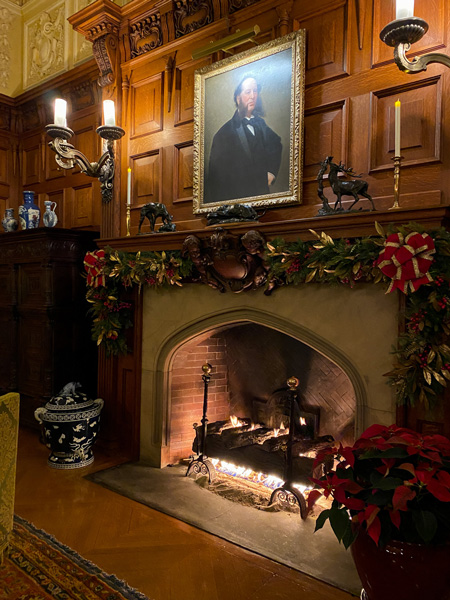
<box><xmin>376</xmin><ymin>232</ymin><xmax>435</xmax><ymax>294</ymax></box>
<box><xmin>84</xmin><ymin>250</ymin><xmax>106</xmax><ymax>288</ymax></box>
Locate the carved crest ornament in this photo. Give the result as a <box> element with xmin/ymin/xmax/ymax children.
<box><xmin>182</xmin><ymin>229</ymin><xmax>278</xmax><ymax>294</ymax></box>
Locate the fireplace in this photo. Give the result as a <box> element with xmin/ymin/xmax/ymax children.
<box><xmin>140</xmin><ymin>281</ymin><xmax>399</xmax><ymax>469</ymax></box>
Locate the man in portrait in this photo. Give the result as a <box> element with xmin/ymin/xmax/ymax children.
<box><xmin>206</xmin><ymin>74</ymin><xmax>283</xmax><ymax>204</ymax></box>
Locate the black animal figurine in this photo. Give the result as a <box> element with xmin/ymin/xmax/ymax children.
<box><xmin>206</xmin><ymin>203</ymin><xmax>265</xmax><ymax>227</ymax></box>
<box><xmin>138</xmin><ymin>202</ymin><xmax>176</xmax><ymax>234</ymax></box>
<box><xmin>325</xmin><ymin>156</ymin><xmax>375</xmax><ymax>211</ymax></box>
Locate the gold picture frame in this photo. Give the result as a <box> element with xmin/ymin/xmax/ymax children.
<box><xmin>193</xmin><ymin>30</ymin><xmax>306</xmax><ymax>215</ymax></box>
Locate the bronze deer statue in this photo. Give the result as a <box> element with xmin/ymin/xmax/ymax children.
<box><xmin>325</xmin><ymin>156</ymin><xmax>375</xmax><ymax>212</ymax></box>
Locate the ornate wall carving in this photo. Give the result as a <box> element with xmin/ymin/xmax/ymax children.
<box><xmin>0</xmin><ymin>6</ymin><xmax>12</xmax><ymax>90</ymax></box>
<box><xmin>26</xmin><ymin>4</ymin><xmax>65</xmax><ymax>88</ymax></box>
<box><xmin>228</xmin><ymin>0</ymin><xmax>260</xmax><ymax>14</ymax></box>
<box><xmin>173</xmin><ymin>0</ymin><xmax>213</xmax><ymax>38</ymax></box>
<box><xmin>130</xmin><ymin>13</ymin><xmax>163</xmax><ymax>58</ymax></box>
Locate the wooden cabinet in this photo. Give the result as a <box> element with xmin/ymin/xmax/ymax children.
<box><xmin>0</xmin><ymin>228</ymin><xmax>99</xmax><ymax>427</ymax></box>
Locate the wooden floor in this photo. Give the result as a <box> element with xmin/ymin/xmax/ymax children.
<box><xmin>14</xmin><ymin>427</ymin><xmax>356</xmax><ymax>600</ymax></box>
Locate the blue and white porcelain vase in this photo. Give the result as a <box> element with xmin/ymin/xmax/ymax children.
<box><xmin>2</xmin><ymin>208</ymin><xmax>18</xmax><ymax>232</ymax></box>
<box><xmin>34</xmin><ymin>383</ymin><xmax>104</xmax><ymax>469</ymax></box>
<box><xmin>18</xmin><ymin>190</ymin><xmax>40</xmax><ymax>229</ymax></box>
<box><xmin>42</xmin><ymin>200</ymin><xmax>58</xmax><ymax>227</ymax></box>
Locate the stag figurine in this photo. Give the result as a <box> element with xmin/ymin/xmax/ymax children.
<box><xmin>319</xmin><ymin>156</ymin><xmax>375</xmax><ymax>213</ymax></box>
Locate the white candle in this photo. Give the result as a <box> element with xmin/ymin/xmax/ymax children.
<box><xmin>395</xmin><ymin>99</ymin><xmax>401</xmax><ymax>157</ymax></box>
<box><xmin>396</xmin><ymin>0</ymin><xmax>414</xmax><ymax>19</ymax></box>
<box><xmin>103</xmin><ymin>100</ymin><xmax>115</xmax><ymax>126</ymax></box>
<box><xmin>54</xmin><ymin>98</ymin><xmax>67</xmax><ymax>127</ymax></box>
<box><xmin>127</xmin><ymin>167</ymin><xmax>131</xmax><ymax>206</ymax></box>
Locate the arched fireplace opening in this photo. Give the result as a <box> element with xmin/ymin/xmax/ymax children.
<box><xmin>168</xmin><ymin>322</ymin><xmax>356</xmax><ymax>466</ymax></box>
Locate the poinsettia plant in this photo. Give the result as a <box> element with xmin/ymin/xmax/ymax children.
<box><xmin>309</xmin><ymin>424</ymin><xmax>450</xmax><ymax>549</ymax></box>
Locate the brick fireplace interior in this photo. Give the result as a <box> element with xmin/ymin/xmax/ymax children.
<box><xmin>140</xmin><ymin>282</ymin><xmax>399</xmax><ymax>468</ymax></box>
<box><xmin>169</xmin><ymin>323</ymin><xmax>356</xmax><ymax>465</ymax></box>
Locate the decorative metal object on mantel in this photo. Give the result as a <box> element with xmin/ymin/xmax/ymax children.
<box><xmin>34</xmin><ymin>381</ymin><xmax>104</xmax><ymax>470</ymax></box>
<box><xmin>380</xmin><ymin>0</ymin><xmax>450</xmax><ymax>74</ymax></box>
<box><xmin>45</xmin><ymin>99</ymin><xmax>125</xmax><ymax>204</ymax></box>
<box><xmin>316</xmin><ymin>156</ymin><xmax>375</xmax><ymax>216</ymax></box>
<box><xmin>182</xmin><ymin>229</ymin><xmax>278</xmax><ymax>294</ymax></box>
<box><xmin>138</xmin><ymin>202</ymin><xmax>176</xmax><ymax>234</ymax></box>
<box><xmin>186</xmin><ymin>363</ymin><xmax>216</xmax><ymax>483</ymax></box>
<box><xmin>206</xmin><ymin>203</ymin><xmax>264</xmax><ymax>227</ymax></box>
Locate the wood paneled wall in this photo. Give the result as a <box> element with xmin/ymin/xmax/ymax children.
<box><xmin>105</xmin><ymin>0</ymin><xmax>450</xmax><ymax>236</ymax></box>
<box><xmin>0</xmin><ymin>60</ymin><xmax>103</xmax><ymax>234</ymax></box>
<box><xmin>1</xmin><ymin>0</ymin><xmax>449</xmax><ymax>239</ymax></box>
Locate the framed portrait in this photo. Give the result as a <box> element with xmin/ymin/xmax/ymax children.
<box><xmin>193</xmin><ymin>30</ymin><xmax>306</xmax><ymax>214</ymax></box>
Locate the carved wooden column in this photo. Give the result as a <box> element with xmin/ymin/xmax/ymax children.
<box><xmin>69</xmin><ymin>0</ymin><xmax>123</xmax><ymax>240</ymax></box>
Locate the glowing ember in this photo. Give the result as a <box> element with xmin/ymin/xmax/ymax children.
<box><xmin>210</xmin><ymin>457</ymin><xmax>313</xmax><ymax>495</ymax></box>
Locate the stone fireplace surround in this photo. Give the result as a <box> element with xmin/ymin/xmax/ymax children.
<box><xmin>140</xmin><ymin>281</ymin><xmax>399</xmax><ymax>468</ymax></box>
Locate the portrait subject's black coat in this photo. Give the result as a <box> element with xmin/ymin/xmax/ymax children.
<box><xmin>206</xmin><ymin>111</ymin><xmax>282</xmax><ymax>204</ymax></box>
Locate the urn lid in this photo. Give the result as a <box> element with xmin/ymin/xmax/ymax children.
<box><xmin>44</xmin><ymin>382</ymin><xmax>94</xmax><ymax>412</ymax></box>
<box><xmin>45</xmin><ymin>391</ymin><xmax>94</xmax><ymax>412</ymax></box>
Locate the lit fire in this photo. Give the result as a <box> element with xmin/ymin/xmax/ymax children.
<box><xmin>299</xmin><ymin>417</ymin><xmax>307</xmax><ymax>426</ymax></box>
<box><xmin>210</xmin><ymin>458</ymin><xmax>312</xmax><ymax>495</ymax></box>
<box><xmin>229</xmin><ymin>415</ymin><xmax>243</xmax><ymax>427</ymax></box>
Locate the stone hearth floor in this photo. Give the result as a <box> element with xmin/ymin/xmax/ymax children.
<box><xmin>86</xmin><ymin>462</ymin><xmax>360</xmax><ymax>596</ymax></box>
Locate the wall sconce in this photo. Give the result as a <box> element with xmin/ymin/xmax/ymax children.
<box><xmin>380</xmin><ymin>0</ymin><xmax>450</xmax><ymax>73</ymax></box>
<box><xmin>45</xmin><ymin>99</ymin><xmax>125</xmax><ymax>203</ymax></box>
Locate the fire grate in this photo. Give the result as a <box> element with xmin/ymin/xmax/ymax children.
<box><xmin>186</xmin><ymin>365</ymin><xmax>333</xmax><ymax>519</ymax></box>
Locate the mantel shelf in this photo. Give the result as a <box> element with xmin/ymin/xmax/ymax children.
<box><xmin>97</xmin><ymin>205</ymin><xmax>450</xmax><ymax>252</ymax></box>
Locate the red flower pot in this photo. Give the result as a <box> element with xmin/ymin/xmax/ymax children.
<box><xmin>350</xmin><ymin>530</ymin><xmax>450</xmax><ymax>600</ymax></box>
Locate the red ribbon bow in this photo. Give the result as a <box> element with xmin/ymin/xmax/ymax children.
<box><xmin>84</xmin><ymin>250</ymin><xmax>106</xmax><ymax>288</ymax></box>
<box><xmin>376</xmin><ymin>232</ymin><xmax>435</xmax><ymax>294</ymax></box>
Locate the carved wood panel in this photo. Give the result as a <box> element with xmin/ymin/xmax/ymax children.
<box><xmin>18</xmin><ymin>266</ymin><xmax>47</xmax><ymax>306</ymax></box>
<box><xmin>18</xmin><ymin>316</ymin><xmax>49</xmax><ymax>395</ymax></box>
<box><xmin>71</xmin><ymin>121</ymin><xmax>100</xmax><ymax>176</ymax></box>
<box><xmin>174</xmin><ymin>60</ymin><xmax>204</xmax><ymax>126</ymax></box>
<box><xmin>132</xmin><ymin>151</ymin><xmax>162</xmax><ymax>205</ymax></box>
<box><xmin>303</xmin><ymin>101</ymin><xmax>346</xmax><ymax>181</ymax></box>
<box><xmin>22</xmin><ymin>142</ymin><xmax>40</xmax><ymax>187</ymax></box>
<box><xmin>173</xmin><ymin>0</ymin><xmax>214</xmax><ymax>39</ymax></box>
<box><xmin>72</xmin><ymin>184</ymin><xmax>95</xmax><ymax>227</ymax></box>
<box><xmin>130</xmin><ymin>73</ymin><xmax>164</xmax><ymax>139</ymax></box>
<box><xmin>0</xmin><ymin>143</ymin><xmax>8</xmax><ymax>185</ymax></box>
<box><xmin>173</xmin><ymin>141</ymin><xmax>193</xmax><ymax>203</ymax></box>
<box><xmin>373</xmin><ymin>0</ymin><xmax>445</xmax><ymax>68</ymax></box>
<box><xmin>296</xmin><ymin>2</ymin><xmax>348</xmax><ymax>86</ymax></box>
<box><xmin>370</xmin><ymin>77</ymin><xmax>442</xmax><ymax>171</ymax></box>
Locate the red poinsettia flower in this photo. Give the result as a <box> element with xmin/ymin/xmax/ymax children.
<box><xmin>311</xmin><ymin>423</ymin><xmax>450</xmax><ymax>549</ymax></box>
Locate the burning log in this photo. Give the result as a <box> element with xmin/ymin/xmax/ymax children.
<box><xmin>292</xmin><ymin>434</ymin><xmax>334</xmax><ymax>456</ymax></box>
<box><xmin>194</xmin><ymin>417</ymin><xmax>252</xmax><ymax>436</ymax></box>
<box><xmin>223</xmin><ymin>427</ymin><xmax>274</xmax><ymax>449</ymax></box>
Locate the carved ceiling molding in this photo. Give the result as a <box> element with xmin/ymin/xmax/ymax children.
<box><xmin>130</xmin><ymin>13</ymin><xmax>163</xmax><ymax>58</ymax></box>
<box><xmin>173</xmin><ymin>0</ymin><xmax>214</xmax><ymax>38</ymax></box>
<box><xmin>68</xmin><ymin>0</ymin><xmax>122</xmax><ymax>88</ymax></box>
<box><xmin>228</xmin><ymin>0</ymin><xmax>260</xmax><ymax>15</ymax></box>
<box><xmin>93</xmin><ymin>33</ymin><xmax>119</xmax><ymax>88</ymax></box>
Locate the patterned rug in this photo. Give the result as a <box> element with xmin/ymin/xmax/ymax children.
<box><xmin>0</xmin><ymin>515</ymin><xmax>150</xmax><ymax>600</ymax></box>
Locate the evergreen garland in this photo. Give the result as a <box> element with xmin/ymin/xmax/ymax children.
<box><xmin>84</xmin><ymin>224</ymin><xmax>450</xmax><ymax>407</ymax></box>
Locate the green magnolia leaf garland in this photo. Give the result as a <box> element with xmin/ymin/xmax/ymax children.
<box><xmin>84</xmin><ymin>223</ymin><xmax>450</xmax><ymax>408</ymax></box>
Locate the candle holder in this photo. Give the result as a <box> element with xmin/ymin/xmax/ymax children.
<box><xmin>45</xmin><ymin>123</ymin><xmax>125</xmax><ymax>204</ymax></box>
<box><xmin>389</xmin><ymin>155</ymin><xmax>403</xmax><ymax>210</ymax></box>
<box><xmin>380</xmin><ymin>16</ymin><xmax>450</xmax><ymax>73</ymax></box>
<box><xmin>126</xmin><ymin>203</ymin><xmax>131</xmax><ymax>236</ymax></box>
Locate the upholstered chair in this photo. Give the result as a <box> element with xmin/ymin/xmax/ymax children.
<box><xmin>0</xmin><ymin>393</ymin><xmax>20</xmax><ymax>562</ymax></box>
